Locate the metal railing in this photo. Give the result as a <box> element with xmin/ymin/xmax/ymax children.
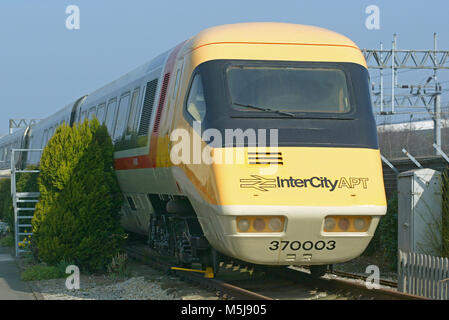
<box><xmin>10</xmin><ymin>149</ymin><xmax>42</xmax><ymax>257</ymax></box>
<box><xmin>398</xmin><ymin>249</ymin><xmax>449</xmax><ymax>299</ymax></box>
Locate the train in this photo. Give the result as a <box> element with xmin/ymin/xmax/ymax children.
<box><xmin>0</xmin><ymin>22</ymin><xmax>387</xmax><ymax>276</ymax></box>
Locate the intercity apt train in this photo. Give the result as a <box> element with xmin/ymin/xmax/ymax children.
<box><xmin>0</xmin><ymin>23</ymin><xmax>386</xmax><ymax>276</ymax></box>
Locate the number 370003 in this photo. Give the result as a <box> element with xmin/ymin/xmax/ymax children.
<box><xmin>268</xmin><ymin>240</ymin><xmax>336</xmax><ymax>251</ymax></box>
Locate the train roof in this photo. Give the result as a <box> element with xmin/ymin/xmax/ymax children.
<box><xmin>0</xmin><ymin>127</ymin><xmax>25</xmax><ymax>146</ymax></box>
<box><xmin>26</xmin><ymin>103</ymin><xmax>73</xmax><ymax>131</ymax></box>
<box><xmin>35</xmin><ymin>23</ymin><xmax>364</xmax><ymax>118</ymax></box>
<box><xmin>185</xmin><ymin>22</ymin><xmax>360</xmax><ymax>53</ymax></box>
<box><xmin>1</xmin><ymin>23</ymin><xmax>365</xmax><ymax>143</ymax></box>
<box><xmin>83</xmin><ymin>49</ymin><xmax>171</xmax><ymax>106</ymax></box>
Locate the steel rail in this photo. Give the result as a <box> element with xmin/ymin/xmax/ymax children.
<box><xmin>125</xmin><ymin>245</ymin><xmax>272</xmax><ymax>300</ymax></box>
<box><xmin>279</xmin><ymin>267</ymin><xmax>426</xmax><ymax>300</ymax></box>
<box><xmin>127</xmin><ymin>244</ymin><xmax>428</xmax><ymax>300</ymax></box>
<box><xmin>329</xmin><ymin>270</ymin><xmax>398</xmax><ymax>288</ymax></box>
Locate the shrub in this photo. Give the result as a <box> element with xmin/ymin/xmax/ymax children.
<box><xmin>0</xmin><ymin>178</ymin><xmax>13</xmax><ymax>228</ymax></box>
<box><xmin>56</xmin><ymin>259</ymin><xmax>76</xmax><ymax>275</ymax></box>
<box><xmin>0</xmin><ymin>234</ymin><xmax>14</xmax><ymax>247</ymax></box>
<box><xmin>16</xmin><ymin>164</ymin><xmax>40</xmax><ymax>193</ymax></box>
<box><xmin>378</xmin><ymin>194</ymin><xmax>398</xmax><ymax>268</ymax></box>
<box><xmin>362</xmin><ymin>194</ymin><xmax>398</xmax><ymax>269</ymax></box>
<box><xmin>0</xmin><ymin>221</ymin><xmax>9</xmax><ymax>237</ymax></box>
<box><xmin>107</xmin><ymin>252</ymin><xmax>130</xmax><ymax>279</ymax></box>
<box><xmin>440</xmin><ymin>169</ymin><xmax>449</xmax><ymax>257</ymax></box>
<box><xmin>364</xmin><ymin>222</ymin><xmax>382</xmax><ymax>256</ymax></box>
<box><xmin>33</xmin><ymin>118</ymin><xmax>124</xmax><ymax>272</ymax></box>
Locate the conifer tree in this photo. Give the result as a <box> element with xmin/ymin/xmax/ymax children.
<box><xmin>33</xmin><ymin>118</ymin><xmax>124</xmax><ymax>271</ymax></box>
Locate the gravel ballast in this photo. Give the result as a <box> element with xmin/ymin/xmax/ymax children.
<box><xmin>26</xmin><ymin>263</ymin><xmax>220</xmax><ymax>300</ymax></box>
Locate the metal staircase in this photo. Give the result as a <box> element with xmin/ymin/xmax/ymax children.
<box><xmin>10</xmin><ymin>149</ymin><xmax>41</xmax><ymax>257</ymax></box>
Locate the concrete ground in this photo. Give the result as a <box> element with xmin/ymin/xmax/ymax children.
<box><xmin>0</xmin><ymin>246</ymin><xmax>35</xmax><ymax>300</ymax></box>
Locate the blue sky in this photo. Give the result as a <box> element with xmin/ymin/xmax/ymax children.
<box><xmin>1</xmin><ymin>0</ymin><xmax>448</xmax><ymax>134</ymax></box>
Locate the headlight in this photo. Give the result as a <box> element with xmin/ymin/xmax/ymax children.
<box><xmin>324</xmin><ymin>217</ymin><xmax>336</xmax><ymax>231</ymax></box>
<box><xmin>338</xmin><ymin>218</ymin><xmax>350</xmax><ymax>231</ymax></box>
<box><xmin>236</xmin><ymin>216</ymin><xmax>285</xmax><ymax>233</ymax></box>
<box><xmin>323</xmin><ymin>216</ymin><xmax>372</xmax><ymax>232</ymax></box>
<box><xmin>253</xmin><ymin>218</ymin><xmax>266</xmax><ymax>232</ymax></box>
<box><xmin>268</xmin><ymin>217</ymin><xmax>283</xmax><ymax>232</ymax></box>
<box><xmin>354</xmin><ymin>218</ymin><xmax>366</xmax><ymax>231</ymax></box>
<box><xmin>237</xmin><ymin>218</ymin><xmax>250</xmax><ymax>232</ymax></box>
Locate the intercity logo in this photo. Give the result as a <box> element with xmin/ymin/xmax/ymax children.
<box><xmin>240</xmin><ymin>175</ymin><xmax>277</xmax><ymax>192</ymax></box>
<box><xmin>240</xmin><ymin>175</ymin><xmax>369</xmax><ymax>192</ymax></box>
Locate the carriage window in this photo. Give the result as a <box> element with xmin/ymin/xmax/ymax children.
<box><xmin>126</xmin><ymin>196</ymin><xmax>137</xmax><ymax>211</ymax></box>
<box><xmin>96</xmin><ymin>103</ymin><xmax>106</xmax><ymax>123</ymax></box>
<box><xmin>186</xmin><ymin>74</ymin><xmax>206</xmax><ymax>122</ymax></box>
<box><xmin>105</xmin><ymin>99</ymin><xmax>117</xmax><ymax>135</ymax></box>
<box><xmin>42</xmin><ymin>130</ymin><xmax>48</xmax><ymax>148</ymax></box>
<box><xmin>80</xmin><ymin>110</ymin><xmax>88</xmax><ymax>122</ymax></box>
<box><xmin>113</xmin><ymin>93</ymin><xmax>130</xmax><ymax>141</ymax></box>
<box><xmin>173</xmin><ymin>69</ymin><xmax>181</xmax><ymax>99</ymax></box>
<box><xmin>48</xmin><ymin>127</ymin><xmax>54</xmax><ymax>141</ymax></box>
<box><xmin>126</xmin><ymin>89</ymin><xmax>140</xmax><ymax>135</ymax></box>
<box><xmin>88</xmin><ymin>107</ymin><xmax>96</xmax><ymax>120</ymax></box>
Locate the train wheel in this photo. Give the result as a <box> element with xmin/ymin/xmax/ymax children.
<box><xmin>211</xmin><ymin>248</ymin><xmax>220</xmax><ymax>276</ymax></box>
<box><xmin>309</xmin><ymin>265</ymin><xmax>328</xmax><ymax>278</ymax></box>
<box><xmin>175</xmin><ymin>238</ymin><xmax>193</xmax><ymax>268</ymax></box>
<box><xmin>147</xmin><ymin>217</ymin><xmax>155</xmax><ymax>248</ymax></box>
<box><xmin>201</xmin><ymin>248</ymin><xmax>220</xmax><ymax>276</ymax></box>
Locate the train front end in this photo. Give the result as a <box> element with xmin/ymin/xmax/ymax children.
<box><xmin>175</xmin><ymin>23</ymin><xmax>387</xmax><ymax>266</ymax></box>
<box><xmin>207</xmin><ymin>145</ymin><xmax>386</xmax><ymax>266</ymax></box>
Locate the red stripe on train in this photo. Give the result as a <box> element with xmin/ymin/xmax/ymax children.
<box><xmin>114</xmin><ymin>155</ymin><xmax>151</xmax><ymax>170</ymax></box>
<box><xmin>114</xmin><ymin>41</ymin><xmax>185</xmax><ymax>171</ymax></box>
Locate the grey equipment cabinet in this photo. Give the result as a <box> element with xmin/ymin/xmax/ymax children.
<box><xmin>398</xmin><ymin>168</ymin><xmax>442</xmax><ymax>255</ymax></box>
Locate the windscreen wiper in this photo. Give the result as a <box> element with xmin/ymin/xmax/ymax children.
<box><xmin>233</xmin><ymin>102</ymin><xmax>295</xmax><ymax>117</ymax></box>
<box><xmin>232</xmin><ymin>102</ymin><xmax>354</xmax><ymax>120</ymax></box>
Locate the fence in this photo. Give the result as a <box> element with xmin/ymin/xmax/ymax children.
<box><xmin>398</xmin><ymin>249</ymin><xmax>449</xmax><ymax>299</ymax></box>
<box><xmin>382</xmin><ymin>155</ymin><xmax>448</xmax><ymax>200</ymax></box>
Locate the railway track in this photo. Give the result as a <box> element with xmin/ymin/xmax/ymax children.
<box><xmin>125</xmin><ymin>243</ymin><xmax>426</xmax><ymax>300</ymax></box>
<box><xmin>222</xmin><ymin>265</ymin><xmax>423</xmax><ymax>300</ymax></box>
<box><xmin>329</xmin><ymin>269</ymin><xmax>398</xmax><ymax>288</ymax></box>
<box><xmin>125</xmin><ymin>245</ymin><xmax>273</xmax><ymax>300</ymax></box>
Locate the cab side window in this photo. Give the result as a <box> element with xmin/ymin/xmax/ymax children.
<box><xmin>97</xmin><ymin>103</ymin><xmax>106</xmax><ymax>123</ymax></box>
<box><xmin>88</xmin><ymin>107</ymin><xmax>96</xmax><ymax>120</ymax></box>
<box><xmin>186</xmin><ymin>74</ymin><xmax>206</xmax><ymax>122</ymax></box>
<box><xmin>42</xmin><ymin>130</ymin><xmax>48</xmax><ymax>148</ymax></box>
<box><xmin>81</xmin><ymin>110</ymin><xmax>87</xmax><ymax>122</ymax></box>
<box><xmin>114</xmin><ymin>93</ymin><xmax>130</xmax><ymax>141</ymax></box>
<box><xmin>105</xmin><ymin>99</ymin><xmax>117</xmax><ymax>135</ymax></box>
<box><xmin>126</xmin><ymin>89</ymin><xmax>140</xmax><ymax>135</ymax></box>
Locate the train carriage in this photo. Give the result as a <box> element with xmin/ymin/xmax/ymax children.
<box><xmin>0</xmin><ymin>22</ymin><xmax>387</xmax><ymax>275</ymax></box>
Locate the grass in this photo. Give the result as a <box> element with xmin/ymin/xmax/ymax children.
<box><xmin>20</xmin><ymin>257</ymin><xmax>77</xmax><ymax>282</ymax></box>
<box><xmin>0</xmin><ymin>234</ymin><xmax>14</xmax><ymax>247</ymax></box>
<box><xmin>21</xmin><ymin>264</ymin><xmax>66</xmax><ymax>281</ymax></box>
<box><xmin>107</xmin><ymin>252</ymin><xmax>131</xmax><ymax>280</ymax></box>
